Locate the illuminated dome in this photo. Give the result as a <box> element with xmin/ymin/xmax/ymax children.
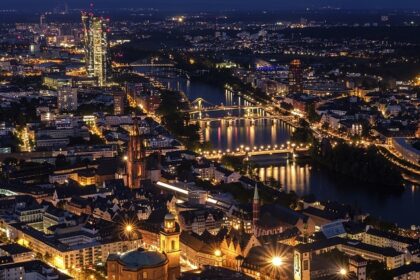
<box><xmin>117</xmin><ymin>249</ymin><xmax>168</xmax><ymax>270</ymax></box>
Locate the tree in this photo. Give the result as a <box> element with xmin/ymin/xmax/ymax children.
<box><xmin>280</xmin><ymin>102</ymin><xmax>293</xmax><ymax>111</ymax></box>
<box><xmin>221</xmin><ymin>155</ymin><xmax>244</xmax><ymax>172</ymax></box>
<box><xmin>267</xmin><ymin>177</ymin><xmax>281</xmax><ymax>189</ymax></box>
<box><xmin>312</xmin><ymin>142</ymin><xmax>403</xmax><ymax>191</ymax></box>
<box><xmin>306</xmin><ymin>103</ymin><xmax>321</xmax><ymax>123</ymax></box>
<box><xmin>55</xmin><ymin>154</ymin><xmax>70</xmax><ymax>168</ymax></box>
<box><xmin>363</xmin><ymin>216</ymin><xmax>398</xmax><ymax>232</ymax></box>
<box><xmin>366</xmin><ymin>261</ymin><xmax>392</xmax><ymax>280</ymax></box>
<box><xmin>156</xmin><ymin>90</ymin><xmax>202</xmax><ymax>150</ymax></box>
<box><xmin>291</xmin><ymin>127</ymin><xmax>314</xmax><ymax>144</ymax></box>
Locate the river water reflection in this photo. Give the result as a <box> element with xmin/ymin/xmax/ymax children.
<box><xmin>139</xmin><ymin>69</ymin><xmax>420</xmax><ymax>227</ymax></box>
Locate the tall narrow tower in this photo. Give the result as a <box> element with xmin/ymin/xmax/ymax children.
<box><xmin>288</xmin><ymin>59</ymin><xmax>303</xmax><ymax>94</ymax></box>
<box><xmin>160</xmin><ymin>213</ymin><xmax>180</xmax><ymax>280</ymax></box>
<box><xmin>126</xmin><ymin>118</ymin><xmax>145</xmax><ymax>189</ymax></box>
<box><xmin>252</xmin><ymin>184</ymin><xmax>260</xmax><ymax>235</ymax></box>
<box><xmin>81</xmin><ymin>11</ymin><xmax>111</xmax><ymax>86</ymax></box>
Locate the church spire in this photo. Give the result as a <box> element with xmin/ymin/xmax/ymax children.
<box><xmin>131</xmin><ymin>112</ymin><xmax>140</xmax><ymax>136</ymax></box>
<box><xmin>252</xmin><ymin>183</ymin><xmax>260</xmax><ymax>235</ymax></box>
<box><xmin>126</xmin><ymin>113</ymin><xmax>145</xmax><ymax>189</ymax></box>
<box><xmin>253</xmin><ymin>183</ymin><xmax>259</xmax><ymax>201</ymax></box>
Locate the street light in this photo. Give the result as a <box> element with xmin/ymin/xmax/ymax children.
<box><xmin>271</xmin><ymin>256</ymin><xmax>283</xmax><ymax>267</ymax></box>
<box><xmin>339</xmin><ymin>268</ymin><xmax>347</xmax><ymax>276</ymax></box>
<box><xmin>214</xmin><ymin>249</ymin><xmax>222</xmax><ymax>257</ymax></box>
<box><xmin>123</xmin><ymin>223</ymin><xmax>135</xmax><ymax>241</ymax></box>
<box><xmin>125</xmin><ymin>224</ymin><xmax>133</xmax><ymax>233</ymax></box>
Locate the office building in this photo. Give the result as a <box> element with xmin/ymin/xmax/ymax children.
<box><xmin>81</xmin><ymin>12</ymin><xmax>111</xmax><ymax>86</ymax></box>
<box><xmin>57</xmin><ymin>87</ymin><xmax>78</xmax><ymax>112</ymax></box>
<box><xmin>289</xmin><ymin>59</ymin><xmax>303</xmax><ymax>94</ymax></box>
<box><xmin>113</xmin><ymin>91</ymin><xmax>126</xmax><ymax>115</ymax></box>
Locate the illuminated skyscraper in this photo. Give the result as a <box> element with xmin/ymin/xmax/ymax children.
<box><xmin>126</xmin><ymin>118</ymin><xmax>145</xmax><ymax>189</ymax></box>
<box><xmin>113</xmin><ymin>91</ymin><xmax>125</xmax><ymax>115</ymax></box>
<box><xmin>81</xmin><ymin>12</ymin><xmax>111</xmax><ymax>86</ymax></box>
<box><xmin>288</xmin><ymin>59</ymin><xmax>303</xmax><ymax>94</ymax></box>
<box><xmin>40</xmin><ymin>14</ymin><xmax>45</xmax><ymax>28</ymax></box>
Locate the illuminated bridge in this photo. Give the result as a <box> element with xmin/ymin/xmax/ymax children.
<box><xmin>186</xmin><ymin>98</ymin><xmax>300</xmax><ymax>128</ymax></box>
<box><xmin>184</xmin><ymin>98</ymin><xmax>264</xmax><ymax>114</ymax></box>
<box><xmin>192</xmin><ymin>115</ymin><xmax>296</xmax><ymax>127</ymax></box>
<box><xmin>201</xmin><ymin>145</ymin><xmax>311</xmax><ymax>160</ymax></box>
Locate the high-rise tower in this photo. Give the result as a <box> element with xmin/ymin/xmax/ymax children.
<box><xmin>81</xmin><ymin>12</ymin><xmax>111</xmax><ymax>86</ymax></box>
<box><xmin>126</xmin><ymin>118</ymin><xmax>145</xmax><ymax>189</ymax></box>
<box><xmin>288</xmin><ymin>59</ymin><xmax>303</xmax><ymax>94</ymax></box>
<box><xmin>160</xmin><ymin>213</ymin><xmax>180</xmax><ymax>280</ymax></box>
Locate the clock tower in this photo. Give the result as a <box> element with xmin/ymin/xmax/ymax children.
<box><xmin>159</xmin><ymin>213</ymin><xmax>180</xmax><ymax>280</ymax></box>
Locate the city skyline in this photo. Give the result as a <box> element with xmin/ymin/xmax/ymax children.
<box><xmin>0</xmin><ymin>3</ymin><xmax>419</xmax><ymax>280</ymax></box>
<box><xmin>2</xmin><ymin>0</ymin><xmax>420</xmax><ymax>11</ymax></box>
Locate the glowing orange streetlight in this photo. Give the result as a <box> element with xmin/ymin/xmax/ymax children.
<box><xmin>271</xmin><ymin>256</ymin><xmax>283</xmax><ymax>267</ymax></box>
<box><xmin>125</xmin><ymin>224</ymin><xmax>133</xmax><ymax>233</ymax></box>
<box><xmin>339</xmin><ymin>268</ymin><xmax>347</xmax><ymax>276</ymax></box>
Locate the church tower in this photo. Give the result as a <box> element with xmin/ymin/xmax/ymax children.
<box><xmin>252</xmin><ymin>184</ymin><xmax>260</xmax><ymax>235</ymax></box>
<box><xmin>126</xmin><ymin>117</ymin><xmax>146</xmax><ymax>189</ymax></box>
<box><xmin>160</xmin><ymin>213</ymin><xmax>180</xmax><ymax>280</ymax></box>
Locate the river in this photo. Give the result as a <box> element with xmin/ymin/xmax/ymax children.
<box><xmin>138</xmin><ymin>68</ymin><xmax>420</xmax><ymax>228</ymax></box>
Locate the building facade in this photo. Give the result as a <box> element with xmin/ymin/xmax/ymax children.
<box><xmin>57</xmin><ymin>87</ymin><xmax>78</xmax><ymax>112</ymax></box>
<box><xmin>113</xmin><ymin>91</ymin><xmax>126</xmax><ymax>115</ymax></box>
<box><xmin>288</xmin><ymin>59</ymin><xmax>303</xmax><ymax>94</ymax></box>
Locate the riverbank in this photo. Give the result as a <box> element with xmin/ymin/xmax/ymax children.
<box><xmin>311</xmin><ymin>140</ymin><xmax>404</xmax><ymax>192</ymax></box>
<box><xmin>133</xmin><ymin>66</ymin><xmax>420</xmax><ymax>227</ymax></box>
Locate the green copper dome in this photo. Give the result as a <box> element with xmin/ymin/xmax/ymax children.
<box><xmin>118</xmin><ymin>249</ymin><xmax>168</xmax><ymax>269</ymax></box>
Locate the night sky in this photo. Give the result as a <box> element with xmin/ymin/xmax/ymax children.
<box><xmin>2</xmin><ymin>0</ymin><xmax>420</xmax><ymax>11</ymax></box>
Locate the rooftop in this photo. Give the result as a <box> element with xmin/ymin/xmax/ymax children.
<box><xmin>108</xmin><ymin>248</ymin><xmax>168</xmax><ymax>270</ymax></box>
